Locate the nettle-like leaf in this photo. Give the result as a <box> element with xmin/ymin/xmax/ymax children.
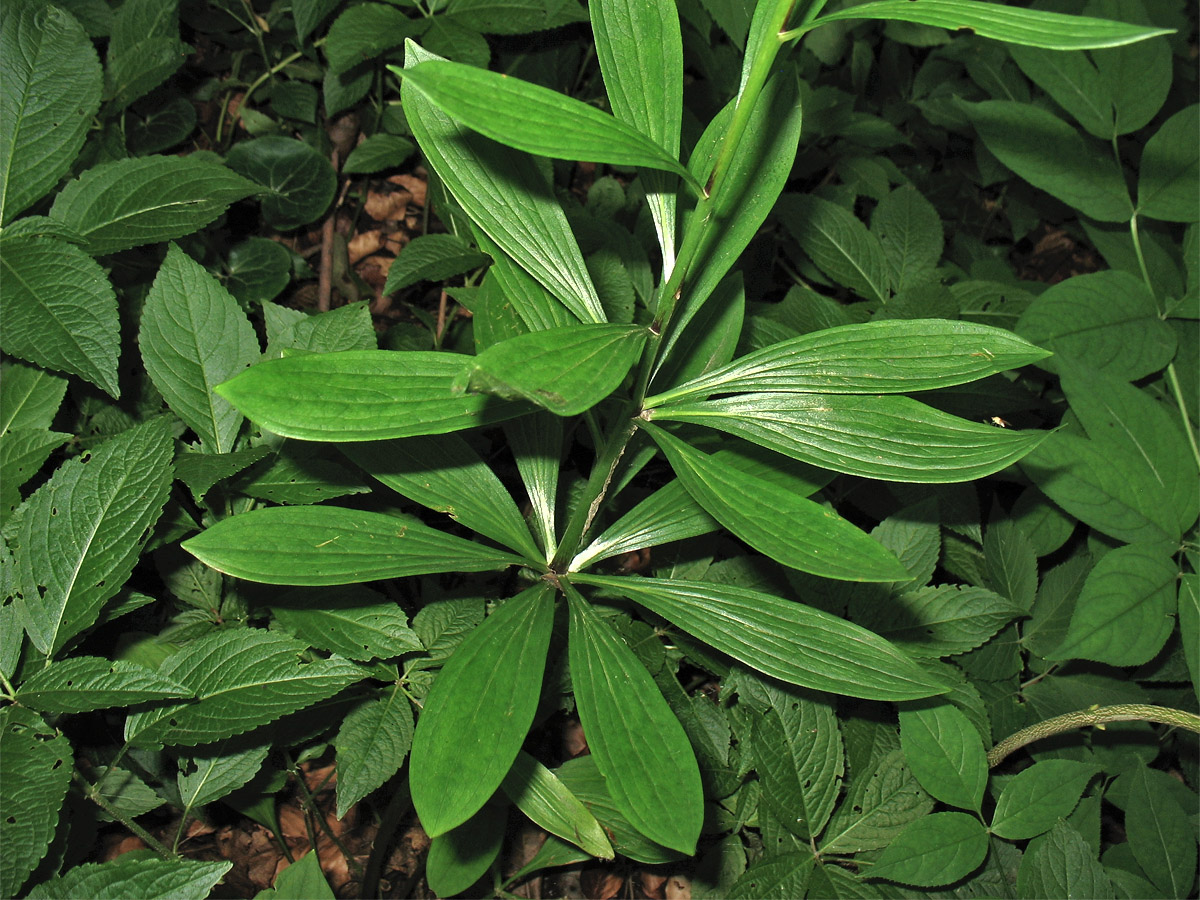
<box><xmin>23</xmin><ymin>856</ymin><xmax>231</xmax><ymax>900</ymax></box>
<box><xmin>16</xmin><ymin>657</ymin><xmax>191</xmax><ymax>714</ymax></box>
<box><xmin>335</xmin><ymin>688</ymin><xmax>414</xmax><ymax>819</ymax></box>
<box><xmin>409</xmin><ymin>583</ymin><xmax>554</xmax><ymax>837</ymax></box>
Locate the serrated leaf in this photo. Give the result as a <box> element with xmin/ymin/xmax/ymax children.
<box><xmin>0</xmin><ymin>1</ymin><xmax>103</xmax><ymax>224</ymax></box>
<box><xmin>572</xmin><ymin>574</ymin><xmax>948</xmax><ymax>701</ymax></box>
<box><xmin>178</xmin><ymin>741</ymin><xmax>270</xmax><ymax>812</ymax></box>
<box><xmin>501</xmin><ymin>750</ymin><xmax>614</xmax><ymax>859</ymax></box>
<box><xmin>174</xmin><ymin>447</ymin><xmax>271</xmax><ymax>504</ymax></box>
<box><xmin>124</xmin><ymin>629</ymin><xmax>365</xmax><ymax>747</ymax></box>
<box><xmin>565</xmin><ymin>584</ymin><xmax>703</xmax><ymax>855</ymax></box>
<box><xmin>860</xmin><ymin>584</ymin><xmax>1022</xmax><ymax>658</ymax></box>
<box><xmin>342</xmin><ymin>133</ymin><xmax>415</xmax><ymax>174</ymax></box>
<box><xmin>1</xmin><ymin>236</ymin><xmax>120</xmax><ymax>396</ymax></box>
<box><xmin>0</xmin><ymin>429</ymin><xmax>69</xmax><ymax>520</ymax></box>
<box><xmin>899</xmin><ymin>701</ymin><xmax>988</xmax><ymax>812</ymax></box>
<box><xmin>1051</xmin><ymin>541</ymin><xmax>1178</xmax><ymax>668</ymax></box>
<box><xmin>225</xmin><ymin>137</ymin><xmax>336</xmax><ymax>231</ymax></box>
<box><xmin>457</xmin><ymin>324</ymin><xmax>646</xmax><ymax>416</ymax></box>
<box><xmin>0</xmin><ymin>706</ymin><xmax>72</xmax><ymax>899</ymax></box>
<box><xmin>401</xmin><ymin>42</ymin><xmax>604</xmax><ymax>324</ymax></box>
<box><xmin>140</xmin><ymin>245</ymin><xmax>259</xmax><ymax>453</ymax></box>
<box><xmin>397</xmin><ymin>61</ymin><xmax>698</xmax><ymax>191</ymax></box>
<box><xmin>16</xmin><ymin>656</ymin><xmax>191</xmax><ymax>714</ymax></box>
<box><xmin>216</xmin><ymin>350</ymin><xmax>527</xmax><ymax>441</ymax></box>
<box><xmin>991</xmin><ymin>760</ymin><xmax>1101</xmax><ymax>840</ymax></box>
<box><xmin>808</xmin><ymin>0</ymin><xmax>1172</xmax><ymax>50</ymax></box>
<box><xmin>1137</xmin><ymin>104</ymin><xmax>1199</xmax><ymax>222</ymax></box>
<box><xmin>382</xmin><ymin>233</ymin><xmax>488</xmax><ymax>295</ymax></box>
<box><xmin>323</xmin><ymin>3</ymin><xmax>417</xmax><ymax>75</ymax></box>
<box><xmin>49</xmin><ymin>156</ymin><xmax>261</xmax><ymax>255</ymax></box>
<box><xmin>0</xmin><ymin>360</ymin><xmax>68</xmax><ymax>436</ymax></box>
<box><xmin>270</xmin><ymin>586</ymin><xmax>423</xmax><ymax>660</ymax></box>
<box><xmin>106</xmin><ymin>34</ymin><xmax>188</xmax><ymax>110</ymax></box>
<box><xmin>409</xmin><ymin>583</ymin><xmax>554</xmax><ymax>837</ymax></box>
<box><xmin>983</xmin><ymin>518</ymin><xmax>1038</xmax><ymax>613</ymax></box>
<box><xmin>729</xmin><ymin>853</ymin><xmax>814</xmax><ymax>899</ymax></box>
<box><xmin>1017</xmin><ymin>820</ymin><xmax>1115</xmax><ymax>900</ymax></box>
<box><xmin>821</xmin><ymin>749</ymin><xmax>933</xmax><ymax>854</ymax></box>
<box><xmin>872</xmin><ymin>185</ymin><xmax>943</xmax><ymax>292</ymax></box>
<box><xmin>1121</xmin><ymin>765</ymin><xmax>1198</xmax><ymax>898</ymax></box>
<box><xmin>258</xmin><ymin>849</ymin><xmax>334</xmax><ymax>900</ymax></box>
<box><xmin>335</xmin><ymin>688</ymin><xmax>414</xmax><ymax>818</ymax></box>
<box><xmin>646</xmin><ymin>319</ymin><xmax>1049</xmax><ymax>407</ymax></box>
<box><xmin>642</xmin><ymin>423</ymin><xmax>909</xmax><ymax>582</ymax></box>
<box><xmin>777</xmin><ymin>194</ymin><xmax>890</xmax><ymax>302</ymax></box>
<box><xmin>648</xmin><ymin>393</ymin><xmax>1047</xmax><ymax>483</ymax></box>
<box><xmin>344</xmin><ymin>434</ymin><xmax>542</xmax><ymax>561</ymax></box>
<box><xmin>25</xmin><ymin>857</ymin><xmax>231</xmax><ymax>900</ymax></box>
<box><xmin>867</xmin><ymin>811</ymin><xmax>988</xmax><ymax>888</ymax></box>
<box><xmin>11</xmin><ymin>419</ymin><xmax>172</xmax><ymax>657</ymax></box>
<box><xmin>183</xmin><ymin>505</ymin><xmax>524</xmax><ymax>586</ymax></box>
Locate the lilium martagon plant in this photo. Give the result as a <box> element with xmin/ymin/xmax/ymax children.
<box><xmin>181</xmin><ymin>0</ymin><xmax>1175</xmax><ymax>867</ymax></box>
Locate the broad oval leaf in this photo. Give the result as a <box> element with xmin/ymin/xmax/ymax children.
<box><xmin>456</xmin><ymin>324</ymin><xmax>647</xmax><ymax>416</ymax></box>
<box><xmin>183</xmin><ymin>506</ymin><xmax>525</xmax><ymax>586</ymax></box>
<box><xmin>409</xmin><ymin>583</ymin><xmax>555</xmax><ymax>837</ymax></box>
<box><xmin>646</xmin><ymin>319</ymin><xmax>1050</xmax><ymax>407</ymax></box>
<box><xmin>571</xmin><ymin>574</ymin><xmax>949</xmax><ymax>701</ymax></box>
<box><xmin>898</xmin><ymin>701</ymin><xmax>988</xmax><ymax>812</ymax></box>
<box><xmin>867</xmin><ymin>811</ymin><xmax>988</xmax><ymax>888</ymax></box>
<box><xmin>1137</xmin><ymin>104</ymin><xmax>1200</xmax><ymax>222</ymax></box>
<box><xmin>177</xmin><ymin>742</ymin><xmax>270</xmax><ymax>813</ymax></box>
<box><xmin>425</xmin><ymin>800</ymin><xmax>507</xmax><ymax>898</ymax></box>
<box><xmin>642</xmin><ymin>423</ymin><xmax>909</xmax><ymax>581</ymax></box>
<box><xmin>225</xmin><ymin>136</ymin><xmax>336</xmax><ymax>230</ymax></box>
<box><xmin>565</xmin><ymin>584</ymin><xmax>703</xmax><ymax>855</ymax></box>
<box><xmin>397</xmin><ymin>61</ymin><xmax>698</xmax><ymax>192</ymax></box>
<box><xmin>648</xmin><ymin>393</ymin><xmax>1047</xmax><ymax>483</ymax></box>
<box><xmin>805</xmin><ymin>0</ymin><xmax>1173</xmax><ymax>50</ymax></box>
<box><xmin>991</xmin><ymin>760</ymin><xmax>1101</xmax><ymax>840</ymax></box>
<box><xmin>501</xmin><ymin>750</ymin><xmax>614</xmax><ymax>859</ymax></box>
<box><xmin>216</xmin><ymin>350</ymin><xmax>528</xmax><ymax>441</ymax></box>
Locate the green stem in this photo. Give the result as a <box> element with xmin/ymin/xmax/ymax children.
<box><xmin>74</xmin><ymin>769</ymin><xmax>178</xmax><ymax>860</ymax></box>
<box><xmin>285</xmin><ymin>754</ymin><xmax>364</xmax><ymax>881</ymax></box>
<box><xmin>988</xmin><ymin>704</ymin><xmax>1200</xmax><ymax>768</ymax></box>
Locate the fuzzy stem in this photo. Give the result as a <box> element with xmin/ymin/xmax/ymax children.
<box><xmin>74</xmin><ymin>769</ymin><xmax>178</xmax><ymax>860</ymax></box>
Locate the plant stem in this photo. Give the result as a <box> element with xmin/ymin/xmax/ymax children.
<box><xmin>360</xmin><ymin>766</ymin><xmax>412</xmax><ymax>900</ymax></box>
<box><xmin>988</xmin><ymin>704</ymin><xmax>1200</xmax><ymax>767</ymax></box>
<box><xmin>73</xmin><ymin>769</ymin><xmax>179</xmax><ymax>860</ymax></box>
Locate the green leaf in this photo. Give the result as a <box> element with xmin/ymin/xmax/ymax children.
<box><xmin>501</xmin><ymin>750</ymin><xmax>614</xmax><ymax>859</ymax></box>
<box><xmin>0</xmin><ymin>706</ymin><xmax>73</xmax><ymax>899</ymax></box>
<box><xmin>867</xmin><ymin>811</ymin><xmax>989</xmax><ymax>888</ymax></box>
<box><xmin>409</xmin><ymin>583</ymin><xmax>554</xmax><ymax>837</ymax></box>
<box><xmin>457</xmin><ymin>324</ymin><xmax>646</xmax><ymax>416</ymax></box>
<box><xmin>0</xmin><ymin>360</ymin><xmax>67</xmax><ymax>436</ymax></box>
<box><xmin>859</xmin><ymin>585</ymin><xmax>1022</xmax><ymax>658</ymax></box>
<box><xmin>1137</xmin><ymin>104</ymin><xmax>1200</xmax><ymax>222</ymax></box>
<box><xmin>646</xmin><ymin>319</ymin><xmax>1050</xmax><ymax>407</ymax></box>
<box><xmin>1017</xmin><ymin>820</ymin><xmax>1115</xmax><ymax>900</ymax></box>
<box><xmin>226</xmin><ymin>238</ymin><xmax>293</xmax><ymax>305</ymax></box>
<box><xmin>653</xmin><ymin>271</ymin><xmax>744</xmax><ymax>394</ymax></box>
<box><xmin>0</xmin><ymin>236</ymin><xmax>120</xmax><ymax>396</ymax></box>
<box><xmin>49</xmin><ymin>155</ymin><xmax>261</xmax><ymax>255</ymax></box>
<box><xmin>962</xmin><ymin>99</ymin><xmax>1131</xmax><ymax>221</ymax></box>
<box><xmin>0</xmin><ymin>429</ymin><xmax>70</xmax><ymax>522</ymax></box>
<box><xmin>642</xmin><ymin>422</ymin><xmax>909</xmax><ymax>581</ymax></box>
<box><xmin>991</xmin><ymin>760</ymin><xmax>1101</xmax><ymax>840</ymax></box>
<box><xmin>898</xmin><ymin>701</ymin><xmax>988</xmax><ymax>812</ymax></box>
<box><xmin>807</xmin><ymin>0</ymin><xmax>1173</xmax><ymax>50</ymax></box>
<box><xmin>572</xmin><ymin>574</ymin><xmax>948</xmax><ymax>701</ymax></box>
<box><xmin>777</xmin><ymin>194</ymin><xmax>890</xmax><ymax>303</ymax></box>
<box><xmin>256</xmin><ymin>850</ymin><xmax>334</xmax><ymax>900</ymax></box>
<box><xmin>217</xmin><ymin>350</ymin><xmax>527</xmax><ymax>441</ymax></box>
<box><xmin>11</xmin><ymin>419</ymin><xmax>173</xmax><ymax>657</ymax></box>
<box><xmin>1121</xmin><ymin>765</ymin><xmax>1198</xmax><ymax>897</ymax></box>
<box><xmin>1009</xmin><ymin>43</ymin><xmax>1114</xmax><ymax>140</ymax></box>
<box><xmin>1051</xmin><ymin>541</ymin><xmax>1178</xmax><ymax>667</ymax></box>
<box><xmin>178</xmin><ymin>741</ymin><xmax>270</xmax><ymax>812</ymax></box>
<box><xmin>324</xmin><ymin>3</ymin><xmax>417</xmax><ymax>75</ymax></box>
<box><xmin>1015</xmin><ymin>270</ymin><xmax>1175</xmax><ymax>380</ymax></box>
<box><xmin>983</xmin><ymin>518</ymin><xmax>1038</xmax><ymax>613</ymax></box>
<box><xmin>1089</xmin><ymin>2</ymin><xmax>1173</xmax><ymax>136</ymax></box>
<box><xmin>174</xmin><ymin>446</ymin><xmax>271</xmax><ymax>504</ymax></box>
<box><xmin>821</xmin><ymin>749</ymin><xmax>934</xmax><ymax>854</ymax></box>
<box><xmin>235</xmin><ymin>443</ymin><xmax>368</xmax><ymax>506</ymax></box>
<box><xmin>0</xmin><ymin>0</ymin><xmax>103</xmax><ymax>224</ymax></box>
<box><xmin>183</xmin><ymin>505</ymin><xmax>524</xmax><ymax>586</ymax></box>
<box><xmin>505</xmin><ymin>412</ymin><xmax>562</xmax><ymax>557</ymax></box>
<box><xmin>293</xmin><ymin>0</ymin><xmax>339</xmax><ymax>42</ymax></box>
<box><xmin>471</xmin><ymin>228</ymin><xmax>577</xmax><ymax>333</ymax></box>
<box><xmin>397</xmin><ymin>60</ymin><xmax>699</xmax><ymax>193</ymax></box>
<box><xmin>25</xmin><ymin>857</ymin><xmax>231</xmax><ymax>900</ymax></box>
<box><xmin>425</xmin><ymin>799</ymin><xmax>506</xmax><ymax>897</ymax></box>
<box><xmin>106</xmin><ymin>33</ymin><xmax>188</xmax><ymax>111</ymax></box>
<box><xmin>270</xmin><ymin>586</ymin><xmax>424</xmax><ymax>661</ymax></box>
<box><xmin>226</xmin><ymin>137</ymin><xmax>336</xmax><ymax>230</ymax></box>
<box><xmin>729</xmin><ymin>853</ymin><xmax>814</xmax><ymax>899</ymax></box>
<box><xmin>572</xmin><ymin>478</ymin><xmax>715</xmax><ymax>570</ymax></box>
<box><xmin>1180</xmin><ymin>574</ymin><xmax>1200</xmax><ymax>702</ymax></box>
<box><xmin>335</xmin><ymin>688</ymin><xmax>414</xmax><ymax>818</ymax></box>
<box><xmin>344</xmin><ymin>434</ymin><xmax>541</xmax><ymax>560</ymax></box>
<box><xmin>382</xmin><ymin>233</ymin><xmax>489</xmax><ymax>295</ymax></box>
<box><xmin>443</xmin><ymin>0</ymin><xmax>588</xmax><ymax>35</ymax></box>
<box><xmin>343</xmin><ymin>134</ymin><xmax>415</xmax><ymax>174</ymax></box>
<box><xmin>140</xmin><ymin>245</ymin><xmax>259</xmax><ymax>453</ymax></box>
<box><xmin>648</xmin><ymin>393</ymin><xmax>1047</xmax><ymax>483</ymax></box>
<box><xmin>267</xmin><ymin>302</ymin><xmax>377</xmax><ymax>356</ymax></box>
<box><xmin>124</xmin><ymin>629</ymin><xmax>365</xmax><ymax>747</ymax></box>
<box><xmin>16</xmin><ymin>657</ymin><xmax>191</xmax><ymax>714</ymax></box>
<box><xmin>401</xmin><ymin>42</ymin><xmax>604</xmax><ymax>324</ymax></box>
<box><xmin>565</xmin><ymin>585</ymin><xmax>702</xmax><ymax>854</ymax></box>
<box><xmin>872</xmin><ymin>184</ymin><xmax>943</xmax><ymax>293</ymax></box>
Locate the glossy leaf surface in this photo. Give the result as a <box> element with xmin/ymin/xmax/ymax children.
<box><xmin>501</xmin><ymin>751</ymin><xmax>614</xmax><ymax>859</ymax></box>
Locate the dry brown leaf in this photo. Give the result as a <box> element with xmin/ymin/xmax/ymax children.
<box><xmin>364</xmin><ymin>189</ymin><xmax>411</xmax><ymax>222</ymax></box>
<box><xmin>347</xmin><ymin>229</ymin><xmax>384</xmax><ymax>264</ymax></box>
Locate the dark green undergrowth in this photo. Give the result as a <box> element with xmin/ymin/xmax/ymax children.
<box><xmin>1</xmin><ymin>0</ymin><xmax>1198</xmax><ymax>897</ymax></box>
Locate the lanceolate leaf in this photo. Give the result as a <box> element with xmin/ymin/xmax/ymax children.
<box><xmin>991</xmin><ymin>760</ymin><xmax>1101</xmax><ymax>840</ymax></box>
<box><xmin>645</xmin><ymin>319</ymin><xmax>1050</xmax><ymax>407</ymax></box>
<box><xmin>776</xmin><ymin>194</ymin><xmax>890</xmax><ymax>303</ymax></box>
<box><xmin>12</xmin><ymin>419</ymin><xmax>173</xmax><ymax>658</ymax></box>
<box><xmin>335</xmin><ymin>688</ymin><xmax>414</xmax><ymax>819</ymax></box>
<box><xmin>571</xmin><ymin>574</ymin><xmax>949</xmax><ymax>701</ymax></box>
<box><xmin>183</xmin><ymin>506</ymin><xmax>525</xmax><ymax>586</ymax></box>
<box><xmin>344</xmin><ymin>435</ymin><xmax>542</xmax><ymax>561</ymax></box>
<box><xmin>648</xmin><ymin>393</ymin><xmax>1046</xmax><ymax>483</ymax></box>
<box><xmin>140</xmin><ymin>245</ymin><xmax>259</xmax><ymax>454</ymax></box>
<box><xmin>401</xmin><ymin>42</ymin><xmax>604</xmax><ymax>324</ymax></box>
<box><xmin>409</xmin><ymin>583</ymin><xmax>555</xmax><ymax>837</ymax></box>
<box><xmin>504</xmin><ymin>412</ymin><xmax>562</xmax><ymax>557</ymax></box>
<box><xmin>456</xmin><ymin>324</ymin><xmax>646</xmax><ymax>416</ymax></box>
<box><xmin>642</xmin><ymin>422</ymin><xmax>909</xmax><ymax>582</ymax></box>
<box><xmin>501</xmin><ymin>751</ymin><xmax>614</xmax><ymax>859</ymax></box>
<box><xmin>805</xmin><ymin>0</ymin><xmax>1173</xmax><ymax>50</ymax></box>
<box><xmin>398</xmin><ymin>61</ymin><xmax>699</xmax><ymax>193</ymax></box>
<box><xmin>216</xmin><ymin>350</ymin><xmax>527</xmax><ymax>441</ymax></box>
<box><xmin>565</xmin><ymin>584</ymin><xmax>703</xmax><ymax>855</ymax></box>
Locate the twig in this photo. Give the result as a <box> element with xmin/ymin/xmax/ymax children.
<box><xmin>317</xmin><ymin>149</ymin><xmax>340</xmax><ymax>312</ymax></box>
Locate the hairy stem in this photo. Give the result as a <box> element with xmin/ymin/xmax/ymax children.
<box><xmin>74</xmin><ymin>769</ymin><xmax>178</xmax><ymax>860</ymax></box>
<box><xmin>988</xmin><ymin>704</ymin><xmax>1200</xmax><ymax>768</ymax></box>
